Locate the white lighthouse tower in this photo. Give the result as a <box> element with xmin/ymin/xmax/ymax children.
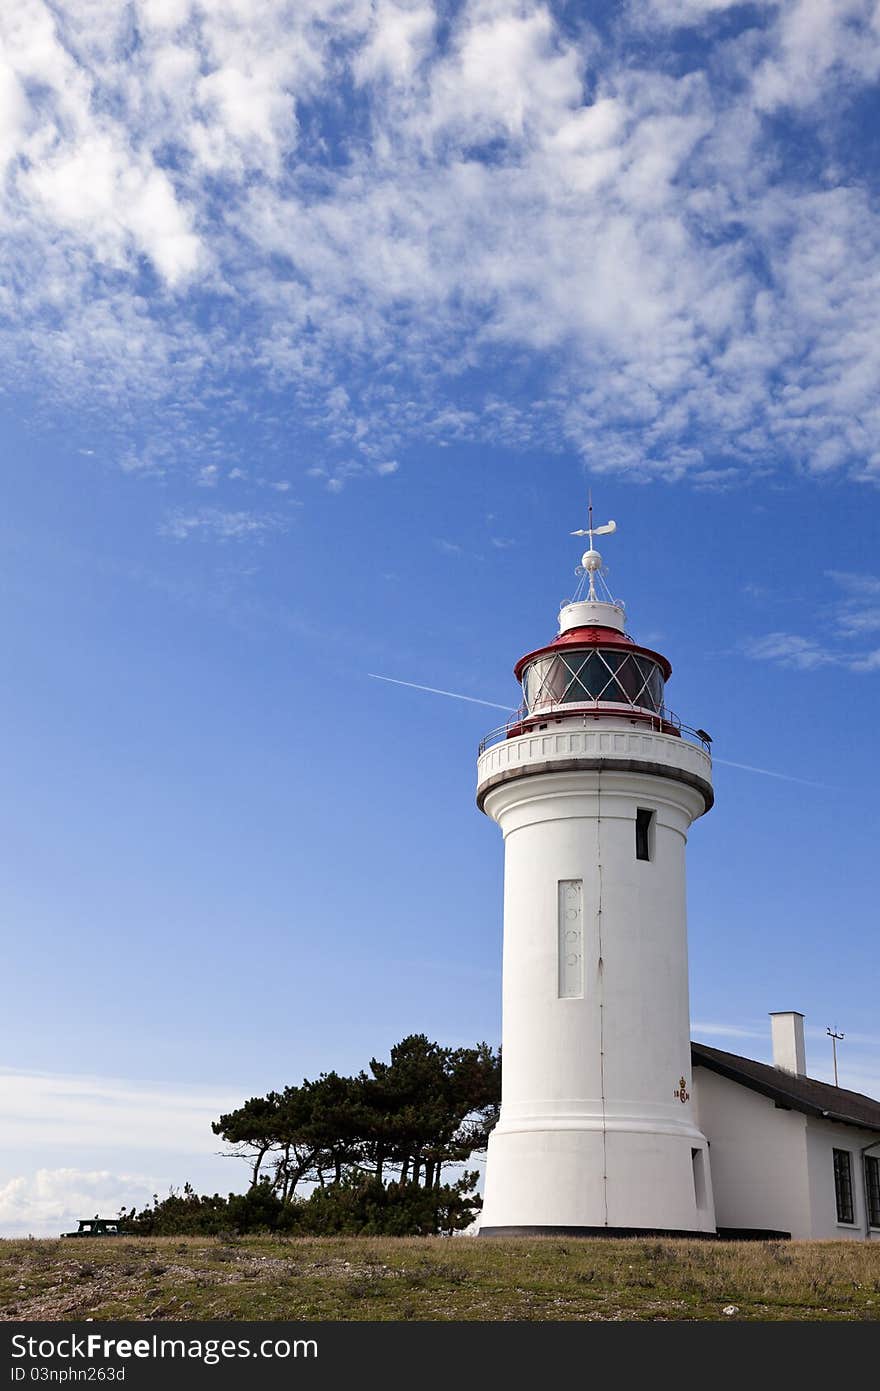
<box><xmin>477</xmin><ymin>513</ymin><xmax>717</xmax><ymax>1236</ymax></box>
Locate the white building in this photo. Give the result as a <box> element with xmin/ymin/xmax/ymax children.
<box><xmin>693</xmin><ymin>1014</ymin><xmax>880</xmax><ymax>1241</ymax></box>
<box><xmin>476</xmin><ymin>518</ymin><xmax>880</xmax><ymax>1240</ymax></box>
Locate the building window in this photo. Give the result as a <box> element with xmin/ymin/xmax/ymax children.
<box><xmin>866</xmin><ymin>1154</ymin><xmax>880</xmax><ymax>1229</ymax></box>
<box><xmin>635</xmin><ymin>808</ymin><xmax>655</xmax><ymax>861</ymax></box>
<box><xmin>833</xmin><ymin>1148</ymin><xmax>855</xmax><ymax>1224</ymax></box>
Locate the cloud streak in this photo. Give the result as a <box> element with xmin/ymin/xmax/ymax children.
<box><xmin>0</xmin><ymin>1063</ymin><xmax>239</xmax><ymax>1154</ymax></box>
<box><xmin>690</xmin><ymin>1021</ymin><xmax>768</xmax><ymax>1042</ymax></box>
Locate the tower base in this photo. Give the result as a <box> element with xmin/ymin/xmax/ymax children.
<box><xmin>479</xmin><ymin>1121</ymin><xmax>716</xmax><ymax>1236</ymax></box>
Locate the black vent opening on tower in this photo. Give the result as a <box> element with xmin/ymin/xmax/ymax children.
<box><xmin>636</xmin><ymin>808</ymin><xmax>655</xmax><ymax>862</ymax></box>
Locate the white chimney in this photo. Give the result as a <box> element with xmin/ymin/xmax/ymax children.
<box><xmin>770</xmin><ymin>1011</ymin><xmax>806</xmax><ymax>1076</ymax></box>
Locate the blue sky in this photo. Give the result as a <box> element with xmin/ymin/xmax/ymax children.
<box><xmin>2</xmin><ymin>0</ymin><xmax>880</xmax><ymax>1235</ymax></box>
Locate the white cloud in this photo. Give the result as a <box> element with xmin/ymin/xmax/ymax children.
<box><xmin>2</xmin><ymin>1</ymin><xmax>880</xmax><ymax>490</ymax></box>
<box><xmin>306</xmin><ymin>458</ymin><xmax>368</xmax><ymax>492</ymax></box>
<box><xmin>0</xmin><ymin>1168</ymin><xmax>155</xmax><ymax>1238</ymax></box>
<box><xmin>826</xmin><ymin>570</ymin><xmax>880</xmax><ymax>596</ymax></box>
<box><xmin>353</xmin><ymin>0</ymin><xmax>436</xmax><ymax>86</ymax></box>
<box><xmin>4</xmin><ymin>5</ymin><xmax>203</xmax><ymax>286</ymax></box>
<box><xmin>160</xmin><ymin>507</ymin><xmax>283</xmax><ymax>540</ymax></box>
<box><xmin>823</xmin><ymin>570</ymin><xmax>880</xmax><ymax>637</ymax></box>
<box><xmin>0</xmin><ymin>57</ymin><xmax>26</xmax><ymax>175</ymax></box>
<box><xmin>850</xmin><ymin>648</ymin><xmax>880</xmax><ymax>672</ymax></box>
<box><xmin>747</xmin><ymin>632</ymin><xmax>831</xmax><ymax>670</ymax></box>
<box><xmin>0</xmin><ymin>1064</ymin><xmax>257</xmax><ymax>1235</ymax></box>
<box><xmin>750</xmin><ymin>0</ymin><xmax>880</xmax><ymax>114</ymax></box>
<box><xmin>420</xmin><ymin>2</ymin><xmax>584</xmax><ymax>147</ymax></box>
<box><xmin>748</xmin><ymin>571</ymin><xmax>880</xmax><ymax>673</ymax></box>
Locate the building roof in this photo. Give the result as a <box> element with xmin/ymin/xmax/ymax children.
<box><xmin>691</xmin><ymin>1041</ymin><xmax>880</xmax><ymax>1135</ymax></box>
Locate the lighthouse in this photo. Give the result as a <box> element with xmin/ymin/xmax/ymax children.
<box><xmin>477</xmin><ymin>514</ymin><xmax>717</xmax><ymax>1236</ymax></box>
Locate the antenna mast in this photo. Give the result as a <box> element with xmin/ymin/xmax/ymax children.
<box><xmin>827</xmin><ymin>1027</ymin><xmax>844</xmax><ymax>1087</ymax></box>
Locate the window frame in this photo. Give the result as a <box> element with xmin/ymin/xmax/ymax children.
<box><xmin>833</xmin><ymin>1147</ymin><xmax>855</xmax><ymax>1225</ymax></box>
<box><xmin>865</xmin><ymin>1153</ymin><xmax>880</xmax><ymax>1230</ymax></box>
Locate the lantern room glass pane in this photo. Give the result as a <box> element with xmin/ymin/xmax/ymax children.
<box><xmin>523</xmin><ymin>649</ymin><xmax>664</xmax><ymax>714</ymax></box>
<box><xmin>523</xmin><ymin>656</ymin><xmax>567</xmax><ymax>708</ymax></box>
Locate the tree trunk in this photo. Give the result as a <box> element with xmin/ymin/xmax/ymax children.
<box><xmin>280</xmin><ymin>1146</ymin><xmax>291</xmax><ymax>1203</ymax></box>
<box><xmin>251</xmin><ymin>1145</ymin><xmax>268</xmax><ymax>1188</ymax></box>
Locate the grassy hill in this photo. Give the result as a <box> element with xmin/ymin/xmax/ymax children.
<box><xmin>2</xmin><ymin>1234</ymin><xmax>879</xmax><ymax>1322</ymax></box>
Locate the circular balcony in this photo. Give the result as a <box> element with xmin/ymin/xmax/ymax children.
<box><xmin>476</xmin><ymin>709</ymin><xmax>713</xmax><ymax>815</ymax></box>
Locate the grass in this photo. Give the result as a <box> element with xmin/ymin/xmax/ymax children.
<box><xmin>2</xmin><ymin>1234</ymin><xmax>879</xmax><ymax>1322</ymax></box>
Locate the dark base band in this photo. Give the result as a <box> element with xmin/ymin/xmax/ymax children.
<box><xmin>476</xmin><ymin>757</ymin><xmax>714</xmax><ymax>814</ymax></box>
<box><xmin>479</xmin><ymin>1225</ymin><xmax>791</xmax><ymax>1240</ymax></box>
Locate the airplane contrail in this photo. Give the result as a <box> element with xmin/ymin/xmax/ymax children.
<box><xmin>711</xmin><ymin>758</ymin><xmax>829</xmax><ymax>789</ymax></box>
<box><xmin>367</xmin><ymin>673</ymin><xmax>514</xmax><ymax>711</ymax></box>
<box><xmin>368</xmin><ymin>672</ymin><xmax>827</xmax><ymax>786</ymax></box>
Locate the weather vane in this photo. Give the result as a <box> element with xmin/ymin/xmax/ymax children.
<box><xmin>570</xmin><ymin>495</ymin><xmax>617</xmax><ymax>601</ymax></box>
